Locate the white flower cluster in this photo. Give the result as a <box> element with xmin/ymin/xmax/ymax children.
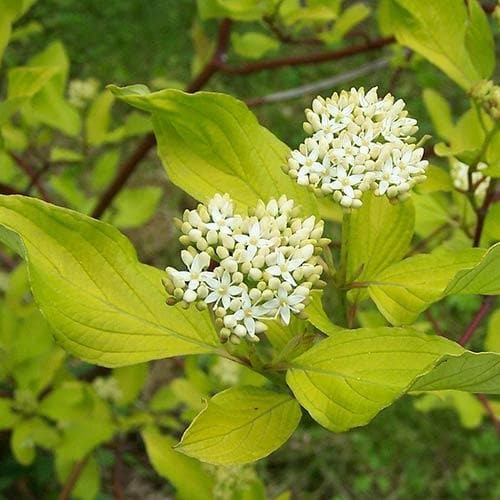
<box><xmin>451</xmin><ymin>159</ymin><xmax>491</xmax><ymax>201</ymax></box>
<box><xmin>163</xmin><ymin>194</ymin><xmax>328</xmax><ymax>343</ymax></box>
<box><xmin>68</xmin><ymin>78</ymin><xmax>99</xmax><ymax>108</ymax></box>
<box><xmin>283</xmin><ymin>87</ymin><xmax>429</xmax><ymax>207</ymax></box>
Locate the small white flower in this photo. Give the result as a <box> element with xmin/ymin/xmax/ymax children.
<box><xmin>234</xmin><ymin>222</ymin><xmax>276</xmax><ymax>260</ymax></box>
<box><xmin>205</xmin><ymin>271</ymin><xmax>243</xmax><ymax>309</ymax></box>
<box><xmin>329</xmin><ymin>165</ymin><xmax>363</xmax><ymax>199</ymax></box>
<box><xmin>167</xmin><ymin>252</ymin><xmax>212</xmax><ymax>290</ymax></box>
<box><xmin>267</xmin><ymin>251</ymin><xmax>305</xmax><ymax>286</ymax></box>
<box><xmin>264</xmin><ymin>286</ymin><xmax>309</xmax><ymax>325</ymax></box>
<box><xmin>233</xmin><ymin>293</ymin><xmax>268</xmax><ymax>336</ymax></box>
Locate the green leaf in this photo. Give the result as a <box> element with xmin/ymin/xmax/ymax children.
<box><xmin>109</xmin><ymin>186</ymin><xmax>163</xmax><ymax>229</ymax></box>
<box><xmin>89</xmin><ymin>150</ymin><xmax>120</xmax><ymax>190</ymax></box>
<box><xmin>367</xmin><ymin>249</ymin><xmax>484</xmax><ymax>325</ymax></box>
<box><xmin>177</xmin><ymin>386</ymin><xmax>301</xmax><ymax>465</ymax></box>
<box><xmin>286</xmin><ymin>327</ymin><xmax>464</xmax><ymax>432</ymax></box>
<box><xmin>411</xmin><ymin>351</ymin><xmax>500</xmax><ymax>393</ymax></box>
<box><xmin>414</xmin><ymin>390</ymin><xmax>484</xmax><ymax>429</ymax></box>
<box><xmin>142</xmin><ymin>426</ymin><xmax>214</xmax><ymax>500</ymax></box>
<box><xmin>486</xmin><ymin>309</ymin><xmax>500</xmax><ymax>353</ymax></box>
<box><xmin>306</xmin><ymin>291</ymin><xmax>341</xmax><ymax>336</ymax></box>
<box><xmin>11</xmin><ymin>417</ymin><xmax>59</xmax><ymax>465</ymax></box>
<box><xmin>109</xmin><ymin>86</ymin><xmax>318</xmax><ymax>215</ymax></box>
<box><xmin>445</xmin><ymin>243</ymin><xmax>500</xmax><ymax>295</ymax></box>
<box><xmin>85</xmin><ymin>90</ymin><xmax>114</xmax><ymax>146</ymax></box>
<box><xmin>232</xmin><ymin>32</ymin><xmax>279</xmax><ymax>59</ymax></box>
<box><xmin>422</xmin><ymin>89</ymin><xmax>454</xmax><ymax>140</ymax></box>
<box><xmin>0</xmin><ymin>398</ymin><xmax>19</xmax><ymax>430</ymax></box>
<box><xmin>389</xmin><ymin>0</ymin><xmax>494</xmax><ymax>89</ymax></box>
<box><xmin>112</xmin><ymin>363</ymin><xmax>149</xmax><ymax>405</ymax></box>
<box><xmin>198</xmin><ymin>0</ymin><xmax>274</xmax><ymax>21</ymax></box>
<box><xmin>56</xmin><ymin>456</ymin><xmax>101</xmax><ymax>500</ymax></box>
<box><xmin>22</xmin><ymin>42</ymin><xmax>81</xmax><ymax>136</ymax></box>
<box><xmin>319</xmin><ymin>3</ymin><xmax>371</xmax><ymax>44</ymax></box>
<box><xmin>0</xmin><ymin>195</ymin><xmax>219</xmax><ymax>367</ymax></box>
<box><xmin>346</xmin><ymin>193</ymin><xmax>414</xmax><ymax>299</ymax></box>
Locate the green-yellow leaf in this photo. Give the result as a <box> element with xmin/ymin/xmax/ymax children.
<box><xmin>177</xmin><ymin>386</ymin><xmax>301</xmax><ymax>465</ymax></box>
<box><xmin>0</xmin><ymin>195</ymin><xmax>219</xmax><ymax>367</ymax></box>
<box><xmin>414</xmin><ymin>390</ymin><xmax>484</xmax><ymax>429</ymax></box>
<box><xmin>85</xmin><ymin>90</ymin><xmax>114</xmax><ymax>146</ymax></box>
<box><xmin>422</xmin><ymin>88</ymin><xmax>454</xmax><ymax>140</ymax></box>
<box><xmin>286</xmin><ymin>327</ymin><xmax>465</xmax><ymax>432</ymax></box>
<box><xmin>445</xmin><ymin>243</ymin><xmax>500</xmax><ymax>295</ymax></box>
<box><xmin>346</xmin><ymin>193</ymin><xmax>414</xmax><ymax>304</ymax></box>
<box><xmin>109</xmin><ymin>86</ymin><xmax>318</xmax><ymax>215</ymax></box>
<box><xmin>142</xmin><ymin>426</ymin><xmax>214</xmax><ymax>500</ymax></box>
<box><xmin>232</xmin><ymin>32</ymin><xmax>279</xmax><ymax>59</ymax></box>
<box><xmin>368</xmin><ymin>249</ymin><xmax>484</xmax><ymax>325</ymax></box>
<box><xmin>411</xmin><ymin>351</ymin><xmax>500</xmax><ymax>393</ymax></box>
<box><xmin>390</xmin><ymin>0</ymin><xmax>494</xmax><ymax>89</ymax></box>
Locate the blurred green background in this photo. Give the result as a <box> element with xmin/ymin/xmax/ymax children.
<box><xmin>2</xmin><ymin>1</ymin><xmax>499</xmax><ymax>499</ymax></box>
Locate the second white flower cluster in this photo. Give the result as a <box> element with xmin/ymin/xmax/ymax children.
<box><xmin>163</xmin><ymin>194</ymin><xmax>328</xmax><ymax>343</ymax></box>
<box><xmin>283</xmin><ymin>87</ymin><xmax>429</xmax><ymax>207</ymax></box>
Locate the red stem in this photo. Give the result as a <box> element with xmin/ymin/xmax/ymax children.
<box><xmin>0</xmin><ymin>182</ymin><xmax>19</xmax><ymax>195</ymax></box>
<box><xmin>9</xmin><ymin>152</ymin><xmax>51</xmax><ymax>201</ymax></box>
<box><xmin>58</xmin><ymin>456</ymin><xmax>89</xmax><ymax>500</ymax></box>
<box><xmin>477</xmin><ymin>394</ymin><xmax>500</xmax><ymax>434</ymax></box>
<box><xmin>218</xmin><ymin>36</ymin><xmax>395</xmax><ymax>75</ymax></box>
<box><xmin>458</xmin><ymin>296</ymin><xmax>495</xmax><ymax>346</ymax></box>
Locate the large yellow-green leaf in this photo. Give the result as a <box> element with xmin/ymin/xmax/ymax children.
<box><xmin>176</xmin><ymin>386</ymin><xmax>301</xmax><ymax>465</ymax></box>
<box><xmin>142</xmin><ymin>426</ymin><xmax>214</xmax><ymax>500</ymax></box>
<box><xmin>0</xmin><ymin>195</ymin><xmax>218</xmax><ymax>367</ymax></box>
<box><xmin>389</xmin><ymin>0</ymin><xmax>494</xmax><ymax>89</ymax></box>
<box><xmin>346</xmin><ymin>193</ymin><xmax>414</xmax><ymax>304</ymax></box>
<box><xmin>110</xmin><ymin>86</ymin><xmax>318</xmax><ymax>215</ymax></box>
<box><xmin>445</xmin><ymin>243</ymin><xmax>500</xmax><ymax>296</ymax></box>
<box><xmin>367</xmin><ymin>249</ymin><xmax>484</xmax><ymax>325</ymax></box>
<box><xmin>410</xmin><ymin>352</ymin><xmax>500</xmax><ymax>393</ymax></box>
<box><xmin>286</xmin><ymin>327</ymin><xmax>467</xmax><ymax>432</ymax></box>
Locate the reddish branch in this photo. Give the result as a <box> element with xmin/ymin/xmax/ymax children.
<box><xmin>472</xmin><ymin>181</ymin><xmax>498</xmax><ymax>247</ymax></box>
<box><xmin>0</xmin><ymin>182</ymin><xmax>19</xmax><ymax>195</ymax></box>
<box><xmin>218</xmin><ymin>36</ymin><xmax>395</xmax><ymax>75</ymax></box>
<box><xmin>9</xmin><ymin>152</ymin><xmax>50</xmax><ymax>201</ymax></box>
<box><xmin>458</xmin><ymin>296</ymin><xmax>495</xmax><ymax>346</ymax></box>
<box><xmin>58</xmin><ymin>456</ymin><xmax>89</xmax><ymax>500</ymax></box>
<box><xmin>90</xmin><ymin>19</ymin><xmax>233</xmax><ymax>219</ymax></box>
<box><xmin>477</xmin><ymin>394</ymin><xmax>500</xmax><ymax>434</ymax></box>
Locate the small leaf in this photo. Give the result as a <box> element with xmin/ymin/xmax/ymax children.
<box><xmin>109</xmin><ymin>186</ymin><xmax>163</xmax><ymax>229</ymax></box>
<box><xmin>414</xmin><ymin>390</ymin><xmax>484</xmax><ymax>429</ymax></box>
<box><xmin>177</xmin><ymin>386</ymin><xmax>301</xmax><ymax>465</ymax></box>
<box><xmin>142</xmin><ymin>426</ymin><xmax>214</xmax><ymax>500</ymax></box>
<box><xmin>422</xmin><ymin>89</ymin><xmax>454</xmax><ymax>140</ymax></box>
<box><xmin>286</xmin><ymin>327</ymin><xmax>464</xmax><ymax>432</ymax></box>
<box><xmin>232</xmin><ymin>32</ymin><xmax>279</xmax><ymax>59</ymax></box>
<box><xmin>85</xmin><ymin>90</ymin><xmax>115</xmax><ymax>146</ymax></box>
<box><xmin>112</xmin><ymin>363</ymin><xmax>149</xmax><ymax>405</ymax></box>
<box><xmin>0</xmin><ymin>195</ymin><xmax>219</xmax><ymax>367</ymax></box>
<box><xmin>306</xmin><ymin>292</ymin><xmax>341</xmax><ymax>336</ymax></box>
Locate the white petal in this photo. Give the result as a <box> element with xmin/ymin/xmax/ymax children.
<box><xmin>280</xmin><ymin>306</ymin><xmax>291</xmax><ymax>325</ymax></box>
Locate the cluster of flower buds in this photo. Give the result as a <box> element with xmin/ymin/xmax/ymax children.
<box><xmin>163</xmin><ymin>194</ymin><xmax>329</xmax><ymax>343</ymax></box>
<box><xmin>67</xmin><ymin>78</ymin><xmax>99</xmax><ymax>108</ymax></box>
<box><xmin>470</xmin><ymin>80</ymin><xmax>500</xmax><ymax>121</ymax></box>
<box><xmin>451</xmin><ymin>159</ymin><xmax>491</xmax><ymax>202</ymax></box>
<box><xmin>283</xmin><ymin>87</ymin><xmax>429</xmax><ymax>208</ymax></box>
